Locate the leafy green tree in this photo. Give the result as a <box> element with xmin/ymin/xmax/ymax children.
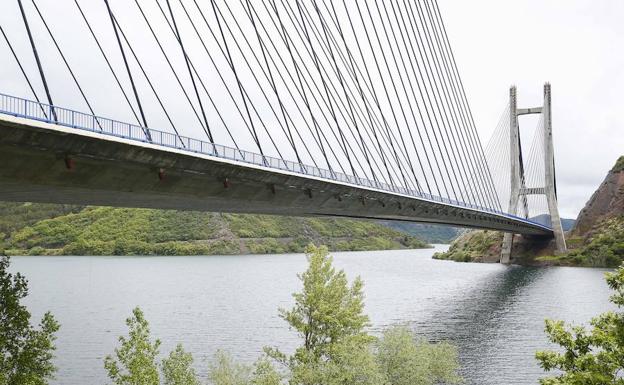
<box><xmin>161</xmin><ymin>344</ymin><xmax>199</xmax><ymax>385</ymax></box>
<box><xmin>0</xmin><ymin>255</ymin><xmax>60</xmax><ymax>385</ymax></box>
<box><xmin>208</xmin><ymin>350</ymin><xmax>252</xmax><ymax>385</ymax></box>
<box><xmin>104</xmin><ymin>307</ymin><xmax>161</xmax><ymax>385</ymax></box>
<box><xmin>318</xmin><ymin>337</ymin><xmax>383</xmax><ymax>385</ymax></box>
<box><xmin>266</xmin><ymin>244</ymin><xmax>378</xmax><ymax>384</ymax></box>
<box><xmin>283</xmin><ymin>245</ymin><xmax>372</xmax><ymax>352</ymax></box>
<box><xmin>251</xmin><ymin>356</ymin><xmax>281</xmax><ymax>385</ymax></box>
<box><xmin>376</xmin><ymin>326</ymin><xmax>460</xmax><ymax>385</ymax></box>
<box><xmin>536</xmin><ymin>264</ymin><xmax>624</xmax><ymax>384</ymax></box>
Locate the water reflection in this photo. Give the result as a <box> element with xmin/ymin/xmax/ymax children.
<box><xmin>416</xmin><ymin>265</ymin><xmax>546</xmax><ymax>341</ymax></box>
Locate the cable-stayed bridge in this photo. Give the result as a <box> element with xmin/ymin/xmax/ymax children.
<box><xmin>0</xmin><ymin>0</ymin><xmax>565</xmax><ymax>261</ymax></box>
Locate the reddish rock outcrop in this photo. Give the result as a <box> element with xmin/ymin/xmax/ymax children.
<box><xmin>571</xmin><ymin>156</ymin><xmax>624</xmax><ymax>236</ymax></box>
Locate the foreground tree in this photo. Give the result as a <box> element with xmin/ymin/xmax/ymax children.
<box><xmin>251</xmin><ymin>356</ymin><xmax>281</xmax><ymax>385</ymax></box>
<box><xmin>0</xmin><ymin>255</ymin><xmax>60</xmax><ymax>385</ymax></box>
<box><xmin>207</xmin><ymin>351</ymin><xmax>283</xmax><ymax>385</ymax></box>
<box><xmin>161</xmin><ymin>344</ymin><xmax>199</xmax><ymax>385</ymax></box>
<box><xmin>104</xmin><ymin>307</ymin><xmax>161</xmax><ymax>385</ymax></box>
<box><xmin>536</xmin><ymin>264</ymin><xmax>624</xmax><ymax>384</ymax></box>
<box><xmin>376</xmin><ymin>326</ymin><xmax>460</xmax><ymax>385</ymax></box>
<box><xmin>208</xmin><ymin>350</ymin><xmax>252</xmax><ymax>385</ymax></box>
<box><xmin>266</xmin><ymin>245</ymin><xmax>461</xmax><ymax>385</ymax></box>
<box><xmin>266</xmin><ymin>244</ymin><xmax>377</xmax><ymax>384</ymax></box>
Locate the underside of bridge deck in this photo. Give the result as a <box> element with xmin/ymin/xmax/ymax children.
<box><xmin>0</xmin><ymin>115</ymin><xmax>552</xmax><ymax>235</ymax></box>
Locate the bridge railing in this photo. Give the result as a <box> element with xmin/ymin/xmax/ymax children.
<box><xmin>0</xmin><ymin>92</ymin><xmax>551</xmax><ymax>229</ymax></box>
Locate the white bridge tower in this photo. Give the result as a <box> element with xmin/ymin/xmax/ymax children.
<box><xmin>500</xmin><ymin>83</ymin><xmax>566</xmax><ymax>264</ymax></box>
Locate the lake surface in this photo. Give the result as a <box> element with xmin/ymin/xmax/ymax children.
<box><xmin>10</xmin><ymin>246</ymin><xmax>614</xmax><ymax>385</ymax></box>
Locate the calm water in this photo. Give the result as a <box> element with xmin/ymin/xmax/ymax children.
<box><xmin>10</xmin><ymin>246</ymin><xmax>614</xmax><ymax>385</ymax></box>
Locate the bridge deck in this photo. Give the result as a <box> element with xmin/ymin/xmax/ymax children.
<box><xmin>0</xmin><ymin>93</ymin><xmax>552</xmax><ymax>235</ymax></box>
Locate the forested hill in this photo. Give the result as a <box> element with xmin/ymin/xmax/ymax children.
<box><xmin>0</xmin><ymin>202</ymin><xmax>429</xmax><ymax>256</ymax></box>
<box><xmin>377</xmin><ymin>221</ymin><xmax>460</xmax><ymax>243</ymax></box>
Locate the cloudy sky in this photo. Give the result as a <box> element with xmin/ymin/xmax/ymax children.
<box><xmin>440</xmin><ymin>0</ymin><xmax>624</xmax><ymax>218</ymax></box>
<box><xmin>1</xmin><ymin>0</ymin><xmax>622</xmax><ymax>219</ymax></box>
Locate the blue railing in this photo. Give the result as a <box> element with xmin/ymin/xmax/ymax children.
<box><xmin>0</xmin><ymin>92</ymin><xmax>550</xmax><ymax>229</ymax></box>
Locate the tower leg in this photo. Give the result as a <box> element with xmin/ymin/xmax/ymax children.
<box><xmin>501</xmin><ymin>233</ymin><xmax>514</xmax><ymax>264</ymax></box>
<box><xmin>546</xmin><ymin>191</ymin><xmax>566</xmax><ymax>253</ymax></box>
<box><xmin>543</xmin><ymin>84</ymin><xmax>566</xmax><ymax>253</ymax></box>
<box><xmin>500</xmin><ymin>86</ymin><xmax>520</xmax><ymax>264</ymax></box>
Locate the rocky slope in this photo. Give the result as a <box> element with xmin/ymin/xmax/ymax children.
<box><xmin>561</xmin><ymin>156</ymin><xmax>624</xmax><ymax>266</ymax></box>
<box><xmin>570</xmin><ymin>156</ymin><xmax>624</xmax><ymax>236</ymax></box>
<box><xmin>0</xmin><ymin>203</ymin><xmax>429</xmax><ymax>256</ymax></box>
<box><xmin>434</xmin><ymin>156</ymin><xmax>624</xmax><ymax>267</ymax></box>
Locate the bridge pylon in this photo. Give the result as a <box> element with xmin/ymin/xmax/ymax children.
<box><xmin>500</xmin><ymin>83</ymin><xmax>566</xmax><ymax>264</ymax></box>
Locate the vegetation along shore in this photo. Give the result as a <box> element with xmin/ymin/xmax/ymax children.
<box><xmin>434</xmin><ymin>156</ymin><xmax>624</xmax><ymax>267</ymax></box>
<box><xmin>0</xmin><ymin>203</ymin><xmax>430</xmax><ymax>256</ymax></box>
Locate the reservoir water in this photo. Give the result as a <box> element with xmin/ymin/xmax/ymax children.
<box><xmin>9</xmin><ymin>245</ymin><xmax>614</xmax><ymax>384</ymax></box>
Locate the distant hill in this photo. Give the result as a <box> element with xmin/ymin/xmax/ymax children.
<box><xmin>377</xmin><ymin>221</ymin><xmax>460</xmax><ymax>243</ymax></box>
<box><xmin>0</xmin><ymin>203</ymin><xmax>429</xmax><ymax>256</ymax></box>
<box><xmin>379</xmin><ymin>215</ymin><xmax>573</xmax><ymax>246</ymax></box>
<box><xmin>529</xmin><ymin>214</ymin><xmax>576</xmax><ymax>231</ymax></box>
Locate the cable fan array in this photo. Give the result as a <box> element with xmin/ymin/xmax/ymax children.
<box><xmin>1</xmin><ymin>0</ymin><xmax>503</xmax><ymax>212</ymax></box>
<box><xmin>484</xmin><ymin>105</ymin><xmax>551</xmax><ymax>224</ymax></box>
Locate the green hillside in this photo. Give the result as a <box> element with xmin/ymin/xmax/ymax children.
<box><xmin>0</xmin><ymin>202</ymin><xmax>82</xmax><ymax>238</ymax></box>
<box><xmin>0</xmin><ymin>203</ymin><xmax>429</xmax><ymax>256</ymax></box>
<box><xmin>377</xmin><ymin>221</ymin><xmax>460</xmax><ymax>243</ymax></box>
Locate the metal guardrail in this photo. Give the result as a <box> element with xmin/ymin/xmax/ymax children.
<box><xmin>0</xmin><ymin>92</ymin><xmax>551</xmax><ymax>230</ymax></box>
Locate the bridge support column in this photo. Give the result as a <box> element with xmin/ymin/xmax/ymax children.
<box><xmin>501</xmin><ymin>86</ymin><xmax>520</xmax><ymax>264</ymax></box>
<box><xmin>543</xmin><ymin>84</ymin><xmax>567</xmax><ymax>253</ymax></box>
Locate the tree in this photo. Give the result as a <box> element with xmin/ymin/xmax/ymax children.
<box><xmin>376</xmin><ymin>326</ymin><xmax>461</xmax><ymax>385</ymax></box>
<box><xmin>208</xmin><ymin>350</ymin><xmax>252</xmax><ymax>385</ymax></box>
<box><xmin>161</xmin><ymin>344</ymin><xmax>199</xmax><ymax>385</ymax></box>
<box><xmin>104</xmin><ymin>307</ymin><xmax>161</xmax><ymax>385</ymax></box>
<box><xmin>0</xmin><ymin>255</ymin><xmax>60</xmax><ymax>385</ymax></box>
<box><xmin>266</xmin><ymin>244</ymin><xmax>378</xmax><ymax>384</ymax></box>
<box><xmin>317</xmin><ymin>337</ymin><xmax>383</xmax><ymax>385</ymax></box>
<box><xmin>207</xmin><ymin>352</ymin><xmax>283</xmax><ymax>385</ymax></box>
<box><xmin>536</xmin><ymin>263</ymin><xmax>624</xmax><ymax>384</ymax></box>
<box><xmin>251</xmin><ymin>356</ymin><xmax>281</xmax><ymax>385</ymax></box>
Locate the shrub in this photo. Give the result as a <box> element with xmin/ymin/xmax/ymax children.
<box><xmin>28</xmin><ymin>246</ymin><xmax>46</xmax><ymax>256</ymax></box>
<box><xmin>376</xmin><ymin>326</ymin><xmax>461</xmax><ymax>385</ymax></box>
<box><xmin>0</xmin><ymin>256</ymin><xmax>60</xmax><ymax>384</ymax></box>
<box><xmin>536</xmin><ymin>263</ymin><xmax>624</xmax><ymax>383</ymax></box>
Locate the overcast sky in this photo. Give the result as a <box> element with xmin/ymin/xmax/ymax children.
<box><xmin>440</xmin><ymin>0</ymin><xmax>624</xmax><ymax>218</ymax></box>
<box><xmin>1</xmin><ymin>0</ymin><xmax>622</xmax><ymax>219</ymax></box>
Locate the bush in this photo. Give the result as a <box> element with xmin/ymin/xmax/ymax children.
<box><xmin>28</xmin><ymin>246</ymin><xmax>45</xmax><ymax>256</ymax></box>
<box><xmin>612</xmin><ymin>155</ymin><xmax>624</xmax><ymax>173</ymax></box>
<box><xmin>536</xmin><ymin>263</ymin><xmax>624</xmax><ymax>383</ymax></box>
<box><xmin>434</xmin><ymin>230</ymin><xmax>501</xmax><ymax>262</ymax></box>
<box><xmin>246</xmin><ymin>239</ymin><xmax>285</xmax><ymax>254</ymax></box>
<box><xmin>208</xmin><ymin>350</ymin><xmax>251</xmax><ymax>385</ymax></box>
<box><xmin>376</xmin><ymin>326</ymin><xmax>461</xmax><ymax>385</ymax></box>
<box><xmin>569</xmin><ymin>216</ymin><xmax>624</xmax><ymax>266</ymax></box>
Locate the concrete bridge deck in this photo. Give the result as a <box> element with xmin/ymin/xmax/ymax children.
<box><xmin>0</xmin><ymin>110</ymin><xmax>552</xmax><ymax>235</ymax></box>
